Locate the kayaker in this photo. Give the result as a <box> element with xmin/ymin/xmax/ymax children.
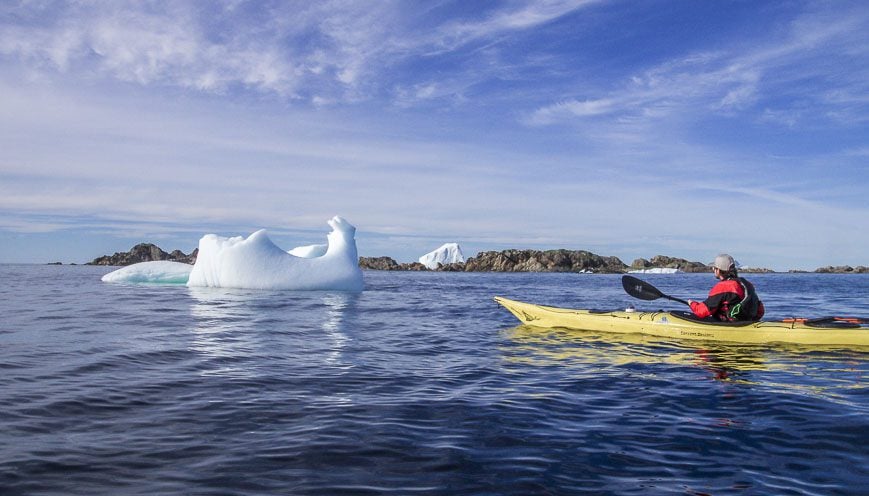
<box><xmin>687</xmin><ymin>254</ymin><xmax>765</xmax><ymax>322</ymax></box>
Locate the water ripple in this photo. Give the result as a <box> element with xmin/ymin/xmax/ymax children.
<box><xmin>0</xmin><ymin>268</ymin><xmax>867</xmax><ymax>494</ymax></box>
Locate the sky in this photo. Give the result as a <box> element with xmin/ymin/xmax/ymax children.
<box><xmin>0</xmin><ymin>0</ymin><xmax>867</xmax><ymax>271</ymax></box>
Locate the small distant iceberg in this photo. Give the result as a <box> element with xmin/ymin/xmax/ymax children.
<box><xmin>419</xmin><ymin>243</ymin><xmax>465</xmax><ymax>269</ymax></box>
<box><xmin>627</xmin><ymin>267</ymin><xmax>684</xmax><ymax>274</ymax></box>
<box><xmin>101</xmin><ymin>261</ymin><xmax>193</xmax><ymax>284</ymax></box>
<box><xmin>102</xmin><ymin>216</ymin><xmax>364</xmax><ymax>292</ymax></box>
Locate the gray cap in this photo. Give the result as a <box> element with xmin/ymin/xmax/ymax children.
<box><xmin>711</xmin><ymin>254</ymin><xmax>736</xmax><ymax>271</ymax></box>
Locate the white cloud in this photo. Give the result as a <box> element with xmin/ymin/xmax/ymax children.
<box><xmin>527</xmin><ymin>5</ymin><xmax>869</xmax><ymax>127</ymax></box>
<box><xmin>528</xmin><ymin>98</ymin><xmax>617</xmax><ymax>124</ymax></box>
<box><xmin>1</xmin><ymin>1</ymin><xmax>605</xmax><ymax>105</ymax></box>
<box><xmin>431</xmin><ymin>0</ymin><xmax>599</xmax><ymax>49</ymax></box>
<box><xmin>0</xmin><ymin>3</ymin><xmax>305</xmax><ymax>95</ymax></box>
<box><xmin>759</xmin><ymin>107</ymin><xmax>803</xmax><ymax>127</ymax></box>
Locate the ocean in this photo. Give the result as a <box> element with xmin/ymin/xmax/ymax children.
<box><xmin>1</xmin><ymin>265</ymin><xmax>867</xmax><ymax>495</ymax></box>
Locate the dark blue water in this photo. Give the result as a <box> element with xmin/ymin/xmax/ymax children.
<box><xmin>1</xmin><ymin>265</ymin><xmax>867</xmax><ymax>495</ymax></box>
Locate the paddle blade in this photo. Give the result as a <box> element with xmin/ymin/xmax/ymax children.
<box><xmin>621</xmin><ymin>275</ymin><xmax>665</xmax><ymax>301</ymax></box>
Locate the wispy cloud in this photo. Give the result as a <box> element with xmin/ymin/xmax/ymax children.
<box><xmin>0</xmin><ymin>2</ymin><xmax>307</xmax><ymax>95</ymax></box>
<box><xmin>526</xmin><ymin>97</ymin><xmax>617</xmax><ymax>123</ymax></box>
<box><xmin>425</xmin><ymin>0</ymin><xmax>599</xmax><ymax>51</ymax></box>
<box><xmin>527</xmin><ymin>4</ymin><xmax>869</xmax><ymax>128</ymax></box>
<box><xmin>0</xmin><ymin>0</ymin><xmax>597</xmax><ymax>104</ymax></box>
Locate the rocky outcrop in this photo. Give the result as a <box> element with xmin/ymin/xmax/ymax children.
<box><xmin>358</xmin><ymin>256</ymin><xmax>398</xmax><ymax>270</ymax></box>
<box><xmin>360</xmin><ymin>250</ymin><xmax>626</xmax><ymax>272</ymax></box>
<box><xmin>631</xmin><ymin>256</ymin><xmax>775</xmax><ymax>273</ymax></box>
<box><xmin>358</xmin><ymin>256</ymin><xmax>428</xmax><ymax>271</ymax></box>
<box><xmin>740</xmin><ymin>267</ymin><xmax>775</xmax><ymax>273</ymax></box>
<box><xmin>462</xmin><ymin>249</ymin><xmax>626</xmax><ymax>273</ymax></box>
<box><xmin>815</xmin><ymin>265</ymin><xmax>869</xmax><ymax>274</ymax></box>
<box><xmin>361</xmin><ymin>250</ymin><xmax>781</xmax><ymax>273</ymax></box>
<box><xmin>437</xmin><ymin>262</ymin><xmax>467</xmax><ymax>272</ymax></box>
<box><xmin>88</xmin><ymin>244</ymin><xmax>198</xmax><ymax>266</ymax></box>
<box><xmin>630</xmin><ymin>255</ymin><xmax>709</xmax><ymax>273</ymax></box>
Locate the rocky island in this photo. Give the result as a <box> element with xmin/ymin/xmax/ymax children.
<box><xmin>459</xmin><ymin>249</ymin><xmax>626</xmax><ymax>273</ymax></box>
<box><xmin>813</xmin><ymin>265</ymin><xmax>869</xmax><ymax>274</ymax></box>
<box><xmin>88</xmin><ymin>243</ymin><xmax>198</xmax><ymax>266</ymax></box>
<box><xmin>88</xmin><ymin>243</ymin><xmax>862</xmax><ymax>274</ymax></box>
<box><xmin>358</xmin><ymin>257</ymin><xmax>429</xmax><ymax>271</ymax></box>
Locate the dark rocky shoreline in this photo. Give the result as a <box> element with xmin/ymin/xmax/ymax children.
<box><xmin>805</xmin><ymin>266</ymin><xmax>869</xmax><ymax>274</ymax></box>
<box><xmin>87</xmin><ymin>243</ymin><xmax>198</xmax><ymax>266</ymax></box>
<box><xmin>82</xmin><ymin>243</ymin><xmax>866</xmax><ymax>274</ymax></box>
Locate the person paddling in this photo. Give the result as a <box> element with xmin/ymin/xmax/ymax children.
<box><xmin>688</xmin><ymin>254</ymin><xmax>765</xmax><ymax>322</ymax></box>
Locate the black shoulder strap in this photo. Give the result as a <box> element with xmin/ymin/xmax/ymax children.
<box><xmin>730</xmin><ymin>278</ymin><xmax>759</xmax><ymax>320</ymax></box>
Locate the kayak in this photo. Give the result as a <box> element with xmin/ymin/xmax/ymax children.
<box><xmin>494</xmin><ymin>296</ymin><xmax>869</xmax><ymax>347</ymax></box>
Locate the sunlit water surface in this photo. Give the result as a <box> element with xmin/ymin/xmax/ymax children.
<box><xmin>1</xmin><ymin>265</ymin><xmax>867</xmax><ymax>495</ymax></box>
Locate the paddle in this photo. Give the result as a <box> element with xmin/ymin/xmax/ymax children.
<box><xmin>621</xmin><ymin>275</ymin><xmax>690</xmax><ymax>306</ymax></box>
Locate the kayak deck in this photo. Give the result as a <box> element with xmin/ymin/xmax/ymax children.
<box><xmin>494</xmin><ymin>296</ymin><xmax>869</xmax><ymax>347</ymax></box>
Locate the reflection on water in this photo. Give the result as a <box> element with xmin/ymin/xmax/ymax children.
<box><xmin>186</xmin><ymin>287</ymin><xmax>359</xmax><ymax>378</ymax></box>
<box><xmin>501</xmin><ymin>324</ymin><xmax>867</xmax><ymax>404</ymax></box>
<box><xmin>321</xmin><ymin>293</ymin><xmax>353</xmax><ymax>368</ymax></box>
<box><xmin>500</xmin><ymin>324</ymin><xmax>756</xmax><ymax>371</ymax></box>
<box><xmin>187</xmin><ymin>286</ymin><xmax>261</xmax><ymax>378</ymax></box>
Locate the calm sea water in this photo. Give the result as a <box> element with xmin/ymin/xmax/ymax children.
<box><xmin>1</xmin><ymin>265</ymin><xmax>867</xmax><ymax>495</ymax></box>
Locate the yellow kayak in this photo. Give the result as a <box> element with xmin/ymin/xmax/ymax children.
<box><xmin>494</xmin><ymin>296</ymin><xmax>869</xmax><ymax>347</ymax></box>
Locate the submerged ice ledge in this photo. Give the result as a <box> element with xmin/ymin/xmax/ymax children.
<box><xmin>102</xmin><ymin>216</ymin><xmax>364</xmax><ymax>292</ymax></box>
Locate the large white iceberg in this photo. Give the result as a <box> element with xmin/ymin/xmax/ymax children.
<box><xmin>102</xmin><ymin>216</ymin><xmax>364</xmax><ymax>292</ymax></box>
<box><xmin>101</xmin><ymin>261</ymin><xmax>193</xmax><ymax>284</ymax></box>
<box><xmin>187</xmin><ymin>216</ymin><xmax>363</xmax><ymax>291</ymax></box>
<box><xmin>419</xmin><ymin>243</ymin><xmax>465</xmax><ymax>269</ymax></box>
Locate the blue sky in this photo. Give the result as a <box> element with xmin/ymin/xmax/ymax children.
<box><xmin>1</xmin><ymin>0</ymin><xmax>867</xmax><ymax>271</ymax></box>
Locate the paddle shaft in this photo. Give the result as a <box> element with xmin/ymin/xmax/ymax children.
<box><xmin>662</xmin><ymin>294</ymin><xmax>690</xmax><ymax>306</ymax></box>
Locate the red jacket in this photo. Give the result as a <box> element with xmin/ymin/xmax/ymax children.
<box><xmin>690</xmin><ymin>277</ymin><xmax>764</xmax><ymax>321</ymax></box>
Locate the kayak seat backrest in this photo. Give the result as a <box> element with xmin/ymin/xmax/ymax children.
<box><xmin>670</xmin><ymin>311</ymin><xmax>757</xmax><ymax>327</ymax></box>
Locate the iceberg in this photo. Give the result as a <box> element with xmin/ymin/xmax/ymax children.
<box><xmin>186</xmin><ymin>216</ymin><xmax>364</xmax><ymax>291</ymax></box>
<box><xmin>101</xmin><ymin>261</ymin><xmax>193</xmax><ymax>284</ymax></box>
<box><xmin>419</xmin><ymin>243</ymin><xmax>465</xmax><ymax>270</ymax></box>
<box><xmin>627</xmin><ymin>267</ymin><xmax>684</xmax><ymax>274</ymax></box>
<box><xmin>102</xmin><ymin>216</ymin><xmax>364</xmax><ymax>292</ymax></box>
<box><xmin>288</xmin><ymin>244</ymin><xmax>327</xmax><ymax>258</ymax></box>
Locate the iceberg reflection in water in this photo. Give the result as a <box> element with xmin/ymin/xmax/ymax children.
<box><xmin>186</xmin><ymin>286</ymin><xmax>360</xmax><ymax>379</ymax></box>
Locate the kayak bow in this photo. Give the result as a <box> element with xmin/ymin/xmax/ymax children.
<box><xmin>494</xmin><ymin>296</ymin><xmax>869</xmax><ymax>347</ymax></box>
